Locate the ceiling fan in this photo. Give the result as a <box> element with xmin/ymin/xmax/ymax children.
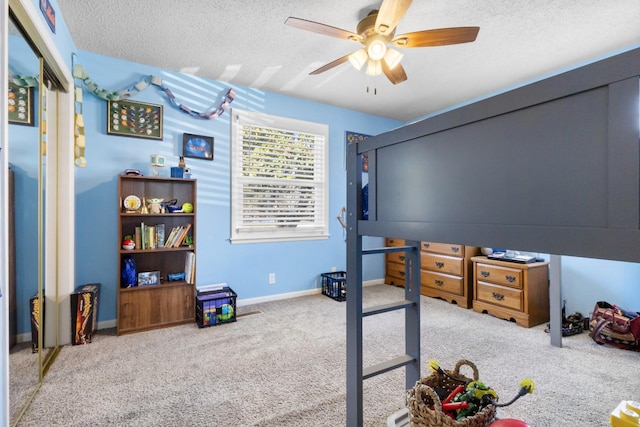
<box><xmin>285</xmin><ymin>0</ymin><xmax>479</xmax><ymax>84</ymax></box>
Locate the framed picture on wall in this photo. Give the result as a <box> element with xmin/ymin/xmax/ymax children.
<box><xmin>8</xmin><ymin>82</ymin><xmax>34</xmax><ymax>126</ymax></box>
<box><xmin>107</xmin><ymin>99</ymin><xmax>163</xmax><ymax>140</ymax></box>
<box><xmin>182</xmin><ymin>133</ymin><xmax>214</xmax><ymax>160</ymax></box>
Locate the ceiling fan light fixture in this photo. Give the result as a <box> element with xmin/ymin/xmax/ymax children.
<box><xmin>367</xmin><ymin>38</ymin><xmax>387</xmax><ymax>61</ymax></box>
<box><xmin>366</xmin><ymin>59</ymin><xmax>382</xmax><ymax>76</ymax></box>
<box><xmin>349</xmin><ymin>49</ymin><xmax>368</xmax><ymax>70</ymax></box>
<box><xmin>383</xmin><ymin>48</ymin><xmax>403</xmax><ymax>70</ymax></box>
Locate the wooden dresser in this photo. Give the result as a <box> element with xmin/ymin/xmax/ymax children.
<box><xmin>420</xmin><ymin>242</ymin><xmax>480</xmax><ymax>308</ymax></box>
<box><xmin>385</xmin><ymin>238</ymin><xmax>409</xmax><ymax>286</ymax></box>
<box><xmin>385</xmin><ymin>238</ymin><xmax>479</xmax><ymax>308</ymax></box>
<box><xmin>471</xmin><ymin>256</ymin><xmax>549</xmax><ymax>328</ymax></box>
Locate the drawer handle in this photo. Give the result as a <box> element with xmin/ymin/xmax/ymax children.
<box><xmin>399</xmin><ymin>256</ymin><xmax>405</xmax><ymax>261</ymax></box>
<box><xmin>399</xmin><ymin>271</ymin><xmax>405</xmax><ymax>277</ymax></box>
<box><xmin>424</xmin><ymin>243</ymin><xmax>430</xmax><ymax>248</ymax></box>
<box><xmin>492</xmin><ymin>292</ymin><xmax>505</xmax><ymax>301</ymax></box>
<box><xmin>435</xmin><ymin>261</ymin><xmax>445</xmax><ymax>269</ymax></box>
<box><xmin>480</xmin><ymin>270</ymin><xmax>490</xmax><ymax>278</ymax></box>
<box><xmin>451</xmin><ymin>246</ymin><xmax>459</xmax><ymax>253</ymax></box>
<box><xmin>505</xmin><ymin>275</ymin><xmax>516</xmax><ymax>282</ymax></box>
<box><xmin>434</xmin><ymin>279</ymin><xmax>444</xmax><ymax>286</ymax></box>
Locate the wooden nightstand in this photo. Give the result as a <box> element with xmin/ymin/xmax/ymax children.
<box><xmin>420</xmin><ymin>242</ymin><xmax>480</xmax><ymax>308</ymax></box>
<box><xmin>471</xmin><ymin>256</ymin><xmax>550</xmax><ymax>328</ymax></box>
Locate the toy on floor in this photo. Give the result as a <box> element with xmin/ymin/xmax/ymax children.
<box><xmin>217</xmin><ymin>303</ymin><xmax>234</xmax><ymax>321</ymax></box>
<box><xmin>610</xmin><ymin>401</ymin><xmax>640</xmax><ymax>426</ymax></box>
<box><xmin>427</xmin><ymin>359</ymin><xmax>535</xmax><ymax>422</ymax></box>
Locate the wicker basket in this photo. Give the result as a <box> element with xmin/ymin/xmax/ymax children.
<box><xmin>407</xmin><ymin>359</ymin><xmax>496</xmax><ymax>427</ymax></box>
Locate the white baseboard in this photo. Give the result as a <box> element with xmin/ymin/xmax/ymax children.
<box><xmin>236</xmin><ymin>278</ymin><xmax>384</xmax><ymax>306</ymax></box>
<box><xmin>13</xmin><ymin>279</ymin><xmax>388</xmax><ymax>337</ymax></box>
<box><xmin>98</xmin><ymin>319</ymin><xmax>117</xmax><ymax>330</ymax></box>
<box><xmin>15</xmin><ymin>319</ymin><xmax>118</xmax><ymax>343</ymax></box>
<box><xmin>237</xmin><ymin>287</ymin><xmax>321</xmax><ymax>306</ymax></box>
<box><xmin>364</xmin><ymin>278</ymin><xmax>385</xmax><ymax>287</ymax></box>
<box><xmin>15</xmin><ymin>332</ymin><xmax>31</xmax><ymax>344</ymax></box>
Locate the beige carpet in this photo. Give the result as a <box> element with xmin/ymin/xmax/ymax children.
<box><xmin>14</xmin><ymin>284</ymin><xmax>639</xmax><ymax>426</ymax></box>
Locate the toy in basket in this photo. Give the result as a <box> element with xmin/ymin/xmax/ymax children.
<box><xmin>407</xmin><ymin>359</ymin><xmax>534</xmax><ymax>427</ymax></box>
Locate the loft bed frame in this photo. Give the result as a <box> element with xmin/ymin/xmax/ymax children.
<box><xmin>345</xmin><ymin>46</ymin><xmax>640</xmax><ymax>426</ymax></box>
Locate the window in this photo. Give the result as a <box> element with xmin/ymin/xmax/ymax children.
<box><xmin>230</xmin><ymin>109</ymin><xmax>329</xmax><ymax>243</ymax></box>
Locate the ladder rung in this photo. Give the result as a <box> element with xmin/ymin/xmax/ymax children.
<box><xmin>363</xmin><ymin>300</ymin><xmax>415</xmax><ymax>317</ymax></box>
<box><xmin>363</xmin><ymin>354</ymin><xmax>416</xmax><ymax>380</ymax></box>
<box><xmin>363</xmin><ymin>245</ymin><xmax>414</xmax><ymax>255</ymax></box>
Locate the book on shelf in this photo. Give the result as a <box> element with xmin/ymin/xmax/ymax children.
<box><xmin>174</xmin><ymin>223</ymin><xmax>191</xmax><ymax>247</ymax></box>
<box><xmin>134</xmin><ymin>226</ymin><xmax>141</xmax><ymax>250</ymax></box>
<box><xmin>165</xmin><ymin>225</ymin><xmax>182</xmax><ymax>247</ymax></box>
<box><xmin>164</xmin><ymin>226</ymin><xmax>177</xmax><ymax>248</ymax></box>
<box><xmin>148</xmin><ymin>225</ymin><xmax>155</xmax><ymax>249</ymax></box>
<box><xmin>164</xmin><ymin>223</ymin><xmax>192</xmax><ymax>248</ymax></box>
<box><xmin>156</xmin><ymin>224</ymin><xmax>165</xmax><ymax>249</ymax></box>
<box><xmin>184</xmin><ymin>251</ymin><xmax>196</xmax><ymax>284</ymax></box>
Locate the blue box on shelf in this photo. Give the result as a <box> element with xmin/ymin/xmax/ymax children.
<box><xmin>170</xmin><ymin>167</ymin><xmax>184</xmax><ymax>178</ymax></box>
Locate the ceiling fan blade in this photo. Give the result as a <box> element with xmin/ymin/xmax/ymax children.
<box><xmin>375</xmin><ymin>0</ymin><xmax>413</xmax><ymax>35</ymax></box>
<box><xmin>310</xmin><ymin>54</ymin><xmax>352</xmax><ymax>75</ymax></box>
<box><xmin>382</xmin><ymin>61</ymin><xmax>407</xmax><ymax>85</ymax></box>
<box><xmin>392</xmin><ymin>27</ymin><xmax>480</xmax><ymax>48</ymax></box>
<box><xmin>285</xmin><ymin>17</ymin><xmax>363</xmax><ymax>42</ymax></box>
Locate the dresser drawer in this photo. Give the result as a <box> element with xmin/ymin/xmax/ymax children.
<box><xmin>476</xmin><ymin>281</ymin><xmax>523</xmax><ymax>311</ymax></box>
<box><xmin>422</xmin><ymin>253</ymin><xmax>463</xmax><ymax>276</ymax></box>
<box><xmin>387</xmin><ymin>251</ymin><xmax>406</xmax><ymax>264</ymax></box>
<box><xmin>387</xmin><ymin>238</ymin><xmax>405</xmax><ymax>247</ymax></box>
<box><xmin>421</xmin><ymin>242</ymin><xmax>464</xmax><ymax>256</ymax></box>
<box><xmin>475</xmin><ymin>263</ymin><xmax>522</xmax><ymax>289</ymax></box>
<box><xmin>386</xmin><ymin>261</ymin><xmax>406</xmax><ymax>281</ymax></box>
<box><xmin>421</xmin><ymin>271</ymin><xmax>463</xmax><ymax>295</ymax></box>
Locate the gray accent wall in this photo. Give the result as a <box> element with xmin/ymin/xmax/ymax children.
<box><xmin>358</xmin><ymin>47</ymin><xmax>640</xmax><ymax>262</ymax></box>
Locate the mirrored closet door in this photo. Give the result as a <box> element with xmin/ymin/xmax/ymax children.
<box><xmin>7</xmin><ymin>11</ymin><xmax>62</xmax><ymax>426</ymax></box>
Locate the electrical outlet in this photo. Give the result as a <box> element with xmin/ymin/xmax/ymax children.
<box><xmin>331</xmin><ymin>266</ymin><xmax>337</xmax><ymax>272</ymax></box>
<box><xmin>268</xmin><ymin>273</ymin><xmax>276</xmax><ymax>284</ymax></box>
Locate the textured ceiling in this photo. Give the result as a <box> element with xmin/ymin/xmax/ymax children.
<box><xmin>56</xmin><ymin>0</ymin><xmax>640</xmax><ymax>122</ymax></box>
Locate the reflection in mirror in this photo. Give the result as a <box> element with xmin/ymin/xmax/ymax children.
<box><xmin>7</xmin><ymin>13</ymin><xmax>42</xmax><ymax>425</ymax></box>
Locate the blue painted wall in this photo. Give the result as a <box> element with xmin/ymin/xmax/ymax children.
<box><xmin>72</xmin><ymin>51</ymin><xmax>401</xmax><ymax>327</ymax></box>
<box><xmin>561</xmin><ymin>257</ymin><xmax>640</xmax><ymax>315</ymax></box>
<box><xmin>26</xmin><ymin>0</ymin><xmax>76</xmax><ymax>72</ymax></box>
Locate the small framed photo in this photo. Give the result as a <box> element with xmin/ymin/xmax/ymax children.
<box><xmin>138</xmin><ymin>271</ymin><xmax>160</xmax><ymax>286</ymax></box>
<box><xmin>183</xmin><ymin>133</ymin><xmax>214</xmax><ymax>161</ymax></box>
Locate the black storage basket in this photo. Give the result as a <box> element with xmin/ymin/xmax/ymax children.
<box><xmin>321</xmin><ymin>271</ymin><xmax>347</xmax><ymax>301</ymax></box>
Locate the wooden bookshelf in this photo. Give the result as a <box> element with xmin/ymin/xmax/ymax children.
<box><xmin>117</xmin><ymin>175</ymin><xmax>197</xmax><ymax>335</ymax></box>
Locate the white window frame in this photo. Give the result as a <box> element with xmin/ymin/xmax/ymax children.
<box><xmin>230</xmin><ymin>108</ymin><xmax>329</xmax><ymax>244</ymax></box>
